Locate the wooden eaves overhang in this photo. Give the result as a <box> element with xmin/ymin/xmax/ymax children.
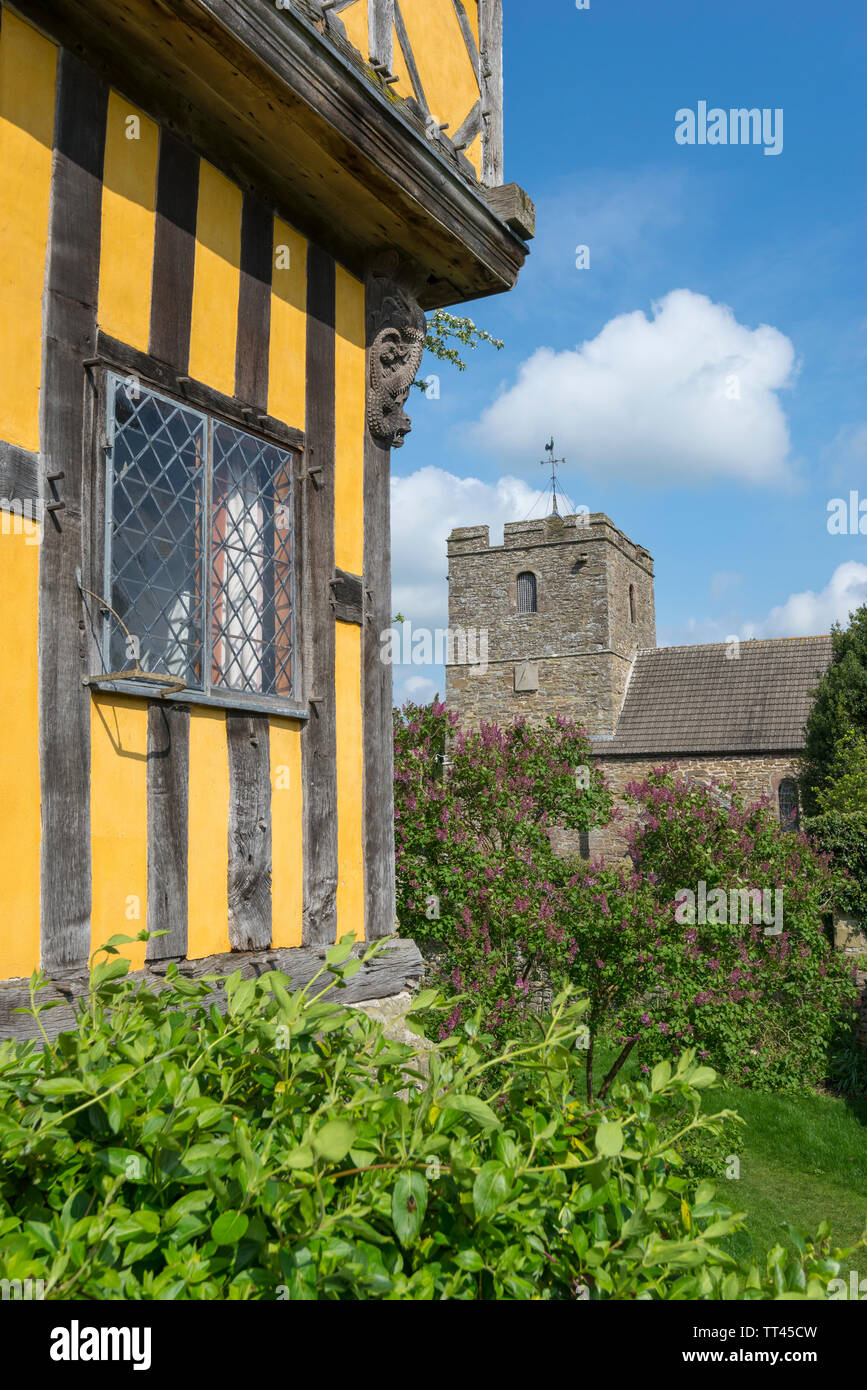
<box><xmin>20</xmin><ymin>0</ymin><xmax>533</xmax><ymax>310</ymax></box>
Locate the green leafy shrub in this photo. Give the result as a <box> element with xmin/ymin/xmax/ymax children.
<box><xmin>394</xmin><ymin>701</ymin><xmax>613</xmax><ymax>1042</ymax></box>
<box><xmin>803</xmin><ymin>809</ymin><xmax>867</xmax><ymax>928</ymax></box>
<box><xmin>1</xmin><ymin>943</ymin><xmax>859</xmax><ymax>1300</ymax></box>
<box><xmin>623</xmin><ymin>769</ymin><xmax>859</xmax><ymax>1090</ymax></box>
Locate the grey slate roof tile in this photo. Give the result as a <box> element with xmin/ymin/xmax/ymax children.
<box><xmin>596</xmin><ymin>636</ymin><xmax>833</xmax><ymax>755</ymax></box>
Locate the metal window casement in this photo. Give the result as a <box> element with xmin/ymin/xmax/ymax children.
<box><xmin>99</xmin><ymin>372</ymin><xmax>297</xmax><ymax>712</ymax></box>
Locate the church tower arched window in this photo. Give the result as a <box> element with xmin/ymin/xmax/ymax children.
<box><xmin>517</xmin><ymin>571</ymin><xmax>537</xmax><ymax>614</ymax></box>
<box><xmin>629</xmin><ymin>584</ymin><xmax>636</xmax><ymax>624</ymax></box>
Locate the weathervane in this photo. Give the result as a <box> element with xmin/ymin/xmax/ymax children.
<box><xmin>541</xmin><ymin>438</ymin><xmax>566</xmax><ymax>516</ymax></box>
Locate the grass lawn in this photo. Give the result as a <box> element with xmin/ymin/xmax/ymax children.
<box><xmin>707</xmin><ymin>1084</ymin><xmax>867</xmax><ymax>1279</ymax></box>
<box><xmin>590</xmin><ymin>1044</ymin><xmax>867</xmax><ymax>1280</ymax></box>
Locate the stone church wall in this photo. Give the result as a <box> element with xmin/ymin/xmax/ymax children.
<box><xmin>586</xmin><ymin>752</ymin><xmax>802</xmax><ymax>862</ymax></box>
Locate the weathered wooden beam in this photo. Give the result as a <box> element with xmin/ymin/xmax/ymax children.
<box><xmin>363</xmin><ymin>272</ymin><xmax>404</xmax><ymax>942</ymax></box>
<box><xmin>146</xmin><ymin>704</ymin><xmax>190</xmax><ymax>961</ymax></box>
<box><xmin>149</xmin><ymin>129</ymin><xmax>199</xmax><ymax>373</ymax></box>
<box><xmin>0</xmin><ymin>938</ymin><xmax>425</xmax><ymax>1045</ymax></box>
<box><xmin>452</xmin><ymin>101</ymin><xmax>481</xmax><ymax>154</ymax></box>
<box><xmin>301</xmin><ymin>247</ymin><xmax>339</xmax><ymax>944</ymax></box>
<box><xmin>393</xmin><ymin>0</ymin><xmax>429</xmax><ymax>114</ymax></box>
<box><xmin>38</xmin><ymin>52</ymin><xmax>108</xmax><ymax>974</ymax></box>
<box><xmin>450</xmin><ymin>0</ymin><xmax>481</xmax><ymax>74</ymax></box>
<box><xmin>330</xmin><ymin>569</ymin><xmax>364</xmax><ymax>626</ymax></box>
<box><xmin>227</xmin><ymin>713</ymin><xmax>273</xmax><ymax>951</ymax></box>
<box><xmin>479</xmin><ymin>182</ymin><xmax>536</xmax><ymax>241</ymax></box>
<box><xmin>0</xmin><ymin>441</ymin><xmax>40</xmax><ymax>505</ymax></box>
<box><xmin>368</xmin><ymin>0</ymin><xmax>394</xmax><ymax>70</ymax></box>
<box><xmin>235</xmin><ymin>192</ymin><xmax>273</xmax><ymax>411</ymax></box>
<box><xmin>478</xmin><ymin>0</ymin><xmax>504</xmax><ymax>187</ymax></box>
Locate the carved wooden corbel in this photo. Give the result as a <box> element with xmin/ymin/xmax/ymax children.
<box><xmin>366</xmin><ymin>258</ymin><xmax>426</xmax><ymax>450</ymax></box>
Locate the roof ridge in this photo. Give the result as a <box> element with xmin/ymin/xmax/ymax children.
<box><xmin>637</xmin><ymin>635</ymin><xmax>831</xmax><ymax>657</ymax></box>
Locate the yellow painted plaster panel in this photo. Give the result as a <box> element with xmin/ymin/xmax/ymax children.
<box><xmin>188</xmin><ymin>161</ymin><xmax>242</xmax><ymax>397</ymax></box>
<box><xmin>98</xmin><ymin>92</ymin><xmax>159</xmax><ymax>351</ymax></box>
<box><xmin>396</xmin><ymin>1</ymin><xmax>481</xmax><ymax>176</ymax></box>
<box><xmin>0</xmin><ymin>516</ymin><xmax>41</xmax><ymax>977</ymax></box>
<box><xmin>334</xmin><ymin>265</ymin><xmax>365</xmax><ymax>575</ymax></box>
<box><xmin>269</xmin><ymin>718</ymin><xmax>303</xmax><ymax>949</ymax></box>
<box><xmin>340</xmin><ymin>0</ymin><xmax>368</xmax><ymax>59</ymax></box>
<box><xmin>268</xmin><ymin>218</ymin><xmax>307</xmax><ymax>430</ymax></box>
<box><xmin>90</xmin><ymin>696</ymin><xmax>149</xmax><ymax>973</ymax></box>
<box><xmin>0</xmin><ymin>12</ymin><xmax>56</xmax><ymax>452</ymax></box>
<box><xmin>187</xmin><ymin>707</ymin><xmax>230</xmax><ymax>959</ymax></box>
<box><xmin>335</xmin><ymin>622</ymin><xmax>364</xmax><ymax>943</ymax></box>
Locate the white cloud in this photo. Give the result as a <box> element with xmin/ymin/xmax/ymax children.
<box><xmin>389</xmin><ymin>467</ymin><xmax>539</xmax><ymax>707</ymax></box>
<box><xmin>398</xmin><ymin>675</ymin><xmax>439</xmax><ymax>705</ymax></box>
<box><xmin>745</xmin><ymin>561</ymin><xmax>867</xmax><ymax>638</ymax></box>
<box><xmin>672</xmin><ymin>561</ymin><xmax>867</xmax><ymax>647</ymax></box>
<box><xmin>475</xmin><ymin>289</ymin><xmax>798</xmax><ymax>486</ymax></box>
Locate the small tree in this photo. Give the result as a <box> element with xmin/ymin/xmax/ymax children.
<box><xmin>813</xmin><ymin>728</ymin><xmax>867</xmax><ymax>815</ymax></box>
<box><xmin>801</xmin><ymin>604</ymin><xmax>867</xmax><ymax>813</ymax></box>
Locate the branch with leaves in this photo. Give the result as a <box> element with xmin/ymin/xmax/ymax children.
<box><xmin>414</xmin><ymin>309</ymin><xmax>504</xmax><ymax>389</ymax></box>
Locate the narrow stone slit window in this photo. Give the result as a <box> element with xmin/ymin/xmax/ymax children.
<box><xmin>629</xmin><ymin>584</ymin><xmax>636</xmax><ymax>624</ymax></box>
<box><xmin>517</xmin><ymin>571</ymin><xmax>537</xmax><ymax>614</ymax></box>
<box><xmin>778</xmin><ymin>778</ymin><xmax>799</xmax><ymax>832</ymax></box>
<box><xmin>104</xmin><ymin>373</ymin><xmax>295</xmax><ymax>701</ymax></box>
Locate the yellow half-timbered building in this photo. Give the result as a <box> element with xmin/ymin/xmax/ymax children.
<box><xmin>0</xmin><ymin>0</ymin><xmax>531</xmax><ymax>1026</ymax></box>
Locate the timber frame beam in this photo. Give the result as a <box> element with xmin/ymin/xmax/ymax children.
<box><xmin>0</xmin><ymin>938</ymin><xmax>425</xmax><ymax>1045</ymax></box>
<box><xmin>16</xmin><ymin>0</ymin><xmax>531</xmax><ymax>309</ymax></box>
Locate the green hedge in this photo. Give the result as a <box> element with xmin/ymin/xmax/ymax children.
<box><xmin>803</xmin><ymin>811</ymin><xmax>867</xmax><ymax>927</ymax></box>
<box><xmin>1</xmin><ymin>935</ymin><xmax>862</xmax><ymax>1300</ymax></box>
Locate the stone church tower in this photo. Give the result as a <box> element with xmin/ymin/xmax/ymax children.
<box><xmin>446</xmin><ymin>512</ymin><xmax>656</xmax><ymax>735</ymax></box>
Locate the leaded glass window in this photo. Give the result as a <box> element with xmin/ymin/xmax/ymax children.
<box><xmin>104</xmin><ymin>374</ymin><xmax>295</xmax><ymax>702</ymax></box>
<box><xmin>778</xmin><ymin>778</ymin><xmax>799</xmax><ymax>832</ymax></box>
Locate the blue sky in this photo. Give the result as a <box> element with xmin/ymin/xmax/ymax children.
<box><xmin>390</xmin><ymin>0</ymin><xmax>867</xmax><ymax>704</ymax></box>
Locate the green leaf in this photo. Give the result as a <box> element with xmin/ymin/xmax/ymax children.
<box><xmin>442</xmin><ymin>1094</ymin><xmax>501</xmax><ymax>1130</ymax></box>
<box><xmin>212</xmin><ymin>1211</ymin><xmax>249</xmax><ymax>1246</ymax></box>
<box><xmin>284</xmin><ymin>1145</ymin><xmax>314</xmax><ymax>1170</ymax></box>
<box><xmin>391</xmin><ymin>1171</ymin><xmax>427</xmax><ymax>1246</ymax></box>
<box><xmin>650</xmin><ymin>1060</ymin><xmax>671</xmax><ymax>1092</ymax></box>
<box><xmin>472</xmin><ymin>1162</ymin><xmax>509</xmax><ymax>1221</ymax></box>
<box><xmin>594</xmin><ymin>1122</ymin><xmax>624</xmax><ymax>1157</ymax></box>
<box><xmin>690</xmin><ymin>1066</ymin><xmax>718</xmax><ymax>1090</ymax></box>
<box><xmin>34</xmin><ymin>1077</ymin><xmax>87</xmax><ymax>1097</ymax></box>
<box><xmin>326</xmin><ymin>936</ymin><xmax>356</xmax><ymax>968</ymax></box>
<box><xmin>92</xmin><ymin>956</ymin><xmax>130</xmax><ymax>987</ymax></box>
<box><xmin>410</xmin><ymin>989</ymin><xmax>440</xmax><ymax>1012</ymax></box>
<box><xmin>312</xmin><ymin>1120</ymin><xmax>355</xmax><ymax>1163</ymax></box>
<box><xmin>454</xmin><ymin>1248</ymin><xmax>484</xmax><ymax>1272</ymax></box>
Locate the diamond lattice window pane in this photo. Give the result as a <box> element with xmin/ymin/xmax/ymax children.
<box><xmin>210</xmin><ymin>421</ymin><xmax>294</xmax><ymax>698</ymax></box>
<box><xmin>107</xmin><ymin>378</ymin><xmax>206</xmax><ymax>686</ymax></box>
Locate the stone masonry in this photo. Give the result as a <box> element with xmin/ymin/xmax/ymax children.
<box><xmin>446</xmin><ymin>510</ymin><xmax>831</xmax><ymax>866</ymax></box>
<box><xmin>446</xmin><ymin>512</ymin><xmax>655</xmax><ymax>738</ymax></box>
<box><xmin>588</xmin><ymin>753</ymin><xmax>802</xmax><ymax>862</ymax></box>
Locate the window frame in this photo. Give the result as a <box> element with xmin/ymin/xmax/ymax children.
<box><xmin>516</xmin><ymin>570</ymin><xmax>538</xmax><ymax>615</ymax></box>
<box><xmin>777</xmin><ymin>777</ymin><xmax>799</xmax><ymax>832</ymax></box>
<box><xmin>84</xmin><ymin>362</ymin><xmax>308</xmax><ymax>721</ymax></box>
